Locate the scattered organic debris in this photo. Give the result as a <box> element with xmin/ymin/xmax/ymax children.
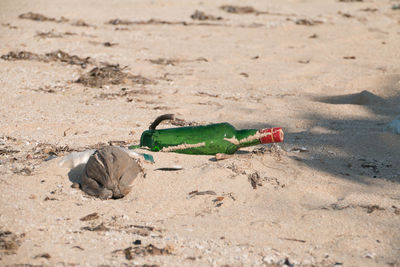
<box><xmin>309</xmin><ymin>33</ymin><xmax>318</xmax><ymax>38</ymax></box>
<box><xmin>34</xmin><ymin>143</ymin><xmax>70</xmax><ymax>158</ymax></box>
<box><xmin>35</xmin><ymin>30</ymin><xmax>63</xmax><ymax>38</ymax></box>
<box><xmin>71</xmin><ymin>19</ymin><xmax>90</xmax><ymax>27</ymax></box>
<box><xmin>115</xmin><ymin>27</ymin><xmax>129</xmax><ymax>31</ymax></box>
<box><xmin>196</xmin><ymin>91</ymin><xmax>219</xmax><ymax>98</ymax></box>
<box><xmin>117</xmin><ymin>244</ymin><xmax>173</xmax><ymax>260</ymax></box>
<box><xmin>76</xmin><ymin>64</ymin><xmax>155</xmax><ymax>88</ymax></box>
<box><xmin>220</xmin><ymin>5</ymin><xmax>259</xmax><ymax>14</ymax></box>
<box><xmin>252</xmin><ymin>144</ymin><xmax>283</xmax><ymax>161</ymax></box>
<box><xmin>18</xmin><ymin>12</ymin><xmax>68</xmax><ymax>23</ymax></box>
<box><xmin>248</xmin><ymin>172</ymin><xmax>263</xmax><ymax>189</ymax></box>
<box><xmin>35</xmin><ymin>30</ymin><xmax>77</xmax><ymax>39</ymax></box>
<box><xmin>44</xmin><ymin>196</ymin><xmax>58</xmax><ymax>201</ymax></box>
<box><xmin>12</xmin><ymin>166</ymin><xmax>33</xmax><ymax>175</ymax></box>
<box><xmin>107</xmin><ymin>18</ymin><xmax>225</xmax><ymax>27</ymax></box>
<box><xmin>322</xmin><ymin>203</ymin><xmax>386</xmax><ymax>214</ymax></box>
<box><xmin>103</xmin><ymin>42</ymin><xmax>118</xmax><ymax>47</ymax></box>
<box><xmin>80</xmin><ymin>212</ymin><xmax>99</xmax><ymax>221</ymax></box>
<box><xmin>219</xmin><ymin>5</ymin><xmax>292</xmax><ymax>16</ymax></box>
<box><xmin>338</xmin><ymin>11</ymin><xmax>353</xmax><ymax>18</ymax></box>
<box><xmin>1</xmin><ymin>50</ymin><xmax>92</xmax><ymax>68</ymax></box>
<box><xmin>188</xmin><ymin>190</ymin><xmax>217</xmax><ymax>198</ymax></box>
<box><xmin>190</xmin><ymin>10</ymin><xmax>222</xmax><ymax>21</ymax></box>
<box><xmin>1</xmin><ymin>23</ymin><xmax>18</xmax><ymax>29</ymax></box>
<box><xmin>107</xmin><ymin>18</ymin><xmax>135</xmax><ymax>25</ymax></box>
<box><xmin>360</xmin><ymin>161</ymin><xmax>379</xmax><ymax>173</ymax></box>
<box><xmin>81</xmin><ymin>223</ymin><xmax>109</xmax><ymax>232</ymax></box>
<box><xmin>295</xmin><ymin>18</ymin><xmax>323</xmax><ymax>26</ymax></box>
<box><xmin>338</xmin><ymin>0</ymin><xmax>363</xmax><ymax>2</ymax></box>
<box><xmin>107</xmin><ymin>18</ymin><xmax>186</xmax><ymax>26</ymax></box>
<box><xmin>118</xmin><ymin>224</ymin><xmax>163</xmax><ymax>237</ymax></box>
<box><xmin>45</xmin><ymin>50</ymin><xmax>91</xmax><ymax>68</ymax></box>
<box><xmin>343</xmin><ymin>56</ymin><xmax>356</xmax><ymax>59</ymax></box>
<box><xmin>19</xmin><ymin>12</ymin><xmax>92</xmax><ymax>27</ymax></box>
<box><xmin>227</xmin><ymin>163</ymin><xmax>246</xmax><ymax>176</ymax></box>
<box><xmin>1</xmin><ymin>51</ymin><xmax>42</xmax><ymax>61</ymax></box>
<box><xmin>0</xmin><ymin>231</ymin><xmax>25</xmax><ymax>255</ymax></box>
<box><xmin>149</xmin><ymin>58</ymin><xmax>179</xmax><ymax>66</ymax></box>
<box><xmin>34</xmin><ymin>253</ymin><xmax>51</xmax><ymax>259</ymax></box>
<box><xmin>360</xmin><ymin>8</ymin><xmax>378</xmax><ymax>12</ymax></box>
<box><xmin>0</xmin><ymin>148</ymin><xmax>20</xmax><ymax>155</ymax></box>
<box><xmin>298</xmin><ymin>60</ymin><xmax>310</xmax><ymax>64</ymax></box>
<box><xmin>279</xmin><ymin>237</ymin><xmax>306</xmax><ymax>243</ymax></box>
<box><xmin>96</xmin><ymin>88</ymin><xmax>154</xmax><ymax>100</ymax></box>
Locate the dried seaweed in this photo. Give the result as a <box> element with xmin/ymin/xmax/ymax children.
<box><xmin>248</xmin><ymin>172</ymin><xmax>263</xmax><ymax>189</ymax></box>
<box><xmin>80</xmin><ymin>212</ymin><xmax>99</xmax><ymax>221</ymax></box>
<box><xmin>76</xmin><ymin>64</ymin><xmax>156</xmax><ymax>88</ymax></box>
<box><xmin>45</xmin><ymin>50</ymin><xmax>91</xmax><ymax>68</ymax></box>
<box><xmin>1</xmin><ymin>50</ymin><xmax>92</xmax><ymax>68</ymax></box>
<box><xmin>1</xmin><ymin>51</ymin><xmax>43</xmax><ymax>61</ymax></box>
<box><xmin>18</xmin><ymin>12</ymin><xmax>62</xmax><ymax>22</ymax></box>
<box><xmin>35</xmin><ymin>30</ymin><xmax>63</xmax><ymax>39</ymax></box>
<box><xmin>76</xmin><ymin>65</ymin><xmax>128</xmax><ymax>87</ymax></box>
<box><xmin>107</xmin><ymin>19</ymin><xmax>135</xmax><ymax>25</ymax></box>
<box><xmin>149</xmin><ymin>58</ymin><xmax>179</xmax><ymax>66</ymax></box>
<box><xmin>295</xmin><ymin>18</ymin><xmax>323</xmax><ymax>26</ymax></box>
<box><xmin>0</xmin><ymin>231</ymin><xmax>25</xmax><ymax>255</ymax></box>
<box><xmin>190</xmin><ymin>10</ymin><xmax>222</xmax><ymax>21</ymax></box>
<box><xmin>81</xmin><ymin>223</ymin><xmax>109</xmax><ymax>232</ymax></box>
<box><xmin>71</xmin><ymin>19</ymin><xmax>90</xmax><ymax>27</ymax></box>
<box><xmin>119</xmin><ymin>244</ymin><xmax>173</xmax><ymax>260</ymax></box>
<box><xmin>220</xmin><ymin>5</ymin><xmax>259</xmax><ymax>14</ymax></box>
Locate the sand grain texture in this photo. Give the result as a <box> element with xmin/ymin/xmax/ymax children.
<box><xmin>0</xmin><ymin>0</ymin><xmax>399</xmax><ymax>266</ymax></box>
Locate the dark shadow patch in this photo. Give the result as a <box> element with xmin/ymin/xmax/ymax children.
<box><xmin>68</xmin><ymin>163</ymin><xmax>86</xmax><ymax>184</ymax></box>
<box><xmin>316</xmin><ymin>90</ymin><xmax>385</xmax><ymax>105</ymax></box>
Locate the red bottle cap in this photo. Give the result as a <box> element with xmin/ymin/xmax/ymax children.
<box><xmin>258</xmin><ymin>127</ymin><xmax>284</xmax><ymax>144</ymax></box>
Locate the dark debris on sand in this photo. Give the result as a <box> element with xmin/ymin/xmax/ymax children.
<box><xmin>190</xmin><ymin>10</ymin><xmax>222</xmax><ymax>21</ymax></box>
<box><xmin>18</xmin><ymin>12</ymin><xmax>68</xmax><ymax>23</ymax></box>
<box><xmin>1</xmin><ymin>50</ymin><xmax>92</xmax><ymax>68</ymax></box>
<box><xmin>0</xmin><ymin>230</ymin><xmax>25</xmax><ymax>256</ymax></box>
<box><xmin>75</xmin><ymin>64</ymin><xmax>156</xmax><ymax>88</ymax></box>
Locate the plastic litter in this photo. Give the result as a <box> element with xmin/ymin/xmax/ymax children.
<box><xmin>130</xmin><ymin>114</ymin><xmax>284</xmax><ymax>155</ymax></box>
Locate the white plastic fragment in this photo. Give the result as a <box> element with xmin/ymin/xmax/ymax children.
<box><xmin>58</xmin><ymin>147</ymin><xmax>141</xmax><ymax>169</ymax></box>
<box><xmin>58</xmin><ymin>149</ymin><xmax>95</xmax><ymax>168</ymax></box>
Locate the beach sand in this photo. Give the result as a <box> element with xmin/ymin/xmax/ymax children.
<box><xmin>0</xmin><ymin>0</ymin><xmax>399</xmax><ymax>266</ymax></box>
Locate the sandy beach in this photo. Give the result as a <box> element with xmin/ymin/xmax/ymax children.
<box><xmin>1</xmin><ymin>0</ymin><xmax>400</xmax><ymax>266</ymax></box>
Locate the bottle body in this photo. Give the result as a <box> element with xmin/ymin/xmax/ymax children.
<box><xmin>139</xmin><ymin>122</ymin><xmax>283</xmax><ymax>155</ymax></box>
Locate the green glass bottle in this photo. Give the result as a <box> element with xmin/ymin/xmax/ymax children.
<box><xmin>131</xmin><ymin>114</ymin><xmax>284</xmax><ymax>155</ymax></box>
